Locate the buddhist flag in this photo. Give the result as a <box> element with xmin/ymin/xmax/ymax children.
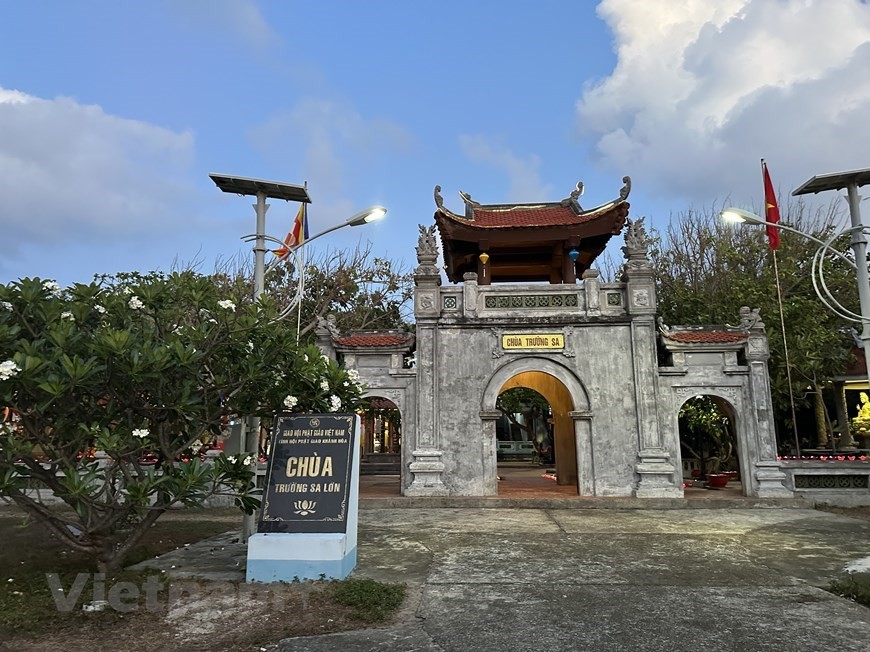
<box><xmin>762</xmin><ymin>159</ymin><xmax>781</xmax><ymax>250</ymax></box>
<box><xmin>273</xmin><ymin>204</ymin><xmax>307</xmax><ymax>258</ymax></box>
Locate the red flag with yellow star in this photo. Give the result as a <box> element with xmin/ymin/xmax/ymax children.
<box><xmin>762</xmin><ymin>159</ymin><xmax>780</xmax><ymax>250</ymax></box>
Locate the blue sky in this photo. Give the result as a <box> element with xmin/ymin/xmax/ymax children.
<box><xmin>2</xmin><ymin>0</ymin><xmax>870</xmax><ymax>286</ymax></box>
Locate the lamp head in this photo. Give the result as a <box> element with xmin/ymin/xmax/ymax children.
<box><xmin>721</xmin><ymin>207</ymin><xmax>764</xmax><ymax>225</ymax></box>
<box><xmin>568</xmin><ymin>248</ymin><xmax>580</xmax><ymax>263</ymax></box>
<box><xmin>346</xmin><ymin>205</ymin><xmax>387</xmax><ymax>227</ymax></box>
<box><xmin>479</xmin><ymin>252</ymin><xmax>490</xmax><ymax>265</ymax></box>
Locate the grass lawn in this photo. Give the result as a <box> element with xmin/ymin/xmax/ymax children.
<box><xmin>0</xmin><ymin>505</ymin><xmax>405</xmax><ymax>651</ymax></box>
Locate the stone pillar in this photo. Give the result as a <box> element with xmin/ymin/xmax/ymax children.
<box><xmin>406</xmin><ymin>225</ymin><xmax>449</xmax><ymax>496</ymax></box>
<box><xmin>744</xmin><ymin>310</ymin><xmax>791</xmax><ymax>497</ymax></box>
<box><xmin>571</xmin><ymin>411</ymin><xmax>595</xmax><ymax>496</ymax></box>
<box><xmin>582</xmin><ymin>269</ymin><xmax>600</xmax><ymax>317</ymax></box>
<box><xmin>480</xmin><ymin>410</ymin><xmax>501</xmax><ymax>496</ymax></box>
<box><xmin>314</xmin><ymin>315</ymin><xmax>339</xmax><ymax>362</ymax></box>
<box><xmin>622</xmin><ymin>218</ymin><xmax>679</xmax><ymax>497</ymax></box>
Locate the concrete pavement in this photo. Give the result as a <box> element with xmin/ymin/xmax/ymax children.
<box><xmin>278</xmin><ymin>507</ymin><xmax>870</xmax><ymax>652</ymax></box>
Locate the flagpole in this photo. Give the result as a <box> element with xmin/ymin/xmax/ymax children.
<box><xmin>772</xmin><ymin>249</ymin><xmax>802</xmax><ymax>457</ymax></box>
<box><xmin>295</xmin><ymin>184</ymin><xmax>307</xmax><ymax>343</ymax></box>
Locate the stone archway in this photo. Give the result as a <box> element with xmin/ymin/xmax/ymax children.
<box><xmin>481</xmin><ymin>357</ymin><xmax>593</xmax><ymax>495</ymax></box>
<box><xmin>674</xmin><ymin>390</ymin><xmax>748</xmax><ymax>496</ymax></box>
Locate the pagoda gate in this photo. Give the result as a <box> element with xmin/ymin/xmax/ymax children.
<box><xmin>320</xmin><ymin>178</ymin><xmax>791</xmax><ymax>499</ymax></box>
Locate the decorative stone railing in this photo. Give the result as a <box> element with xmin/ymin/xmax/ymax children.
<box><xmin>437</xmin><ymin>279</ymin><xmax>628</xmax><ymax>321</ymax></box>
<box><xmin>778</xmin><ymin>459</ymin><xmax>870</xmax><ymax>504</ymax></box>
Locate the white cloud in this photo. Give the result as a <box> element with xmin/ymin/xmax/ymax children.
<box><xmin>249</xmin><ymin>98</ymin><xmax>413</xmax><ymax>197</ymax></box>
<box><xmin>458</xmin><ymin>135</ymin><xmax>554</xmax><ymax>202</ymax></box>
<box><xmin>0</xmin><ymin>87</ymin><xmax>196</xmax><ymax>256</ymax></box>
<box><xmin>579</xmin><ymin>0</ymin><xmax>870</xmax><ymax>205</ymax></box>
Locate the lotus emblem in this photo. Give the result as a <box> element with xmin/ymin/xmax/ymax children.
<box><xmin>293</xmin><ymin>500</ymin><xmax>316</xmax><ymax>516</ymax></box>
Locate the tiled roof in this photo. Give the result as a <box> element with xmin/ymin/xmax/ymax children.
<box><xmin>664</xmin><ymin>331</ymin><xmax>749</xmax><ymax>344</ymax></box>
<box><xmin>334</xmin><ymin>333</ymin><xmax>413</xmax><ymax>348</ymax></box>
<box><xmin>471</xmin><ymin>205</ymin><xmax>587</xmax><ymax>227</ymax></box>
<box><xmin>445</xmin><ymin>200</ymin><xmax>623</xmax><ymax>229</ymax></box>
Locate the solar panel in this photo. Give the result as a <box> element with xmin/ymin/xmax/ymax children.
<box><xmin>209</xmin><ymin>173</ymin><xmax>312</xmax><ymax>203</ymax></box>
<box><xmin>793</xmin><ymin>168</ymin><xmax>870</xmax><ymax>196</ymax></box>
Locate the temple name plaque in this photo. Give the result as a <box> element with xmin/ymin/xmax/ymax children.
<box><xmin>258</xmin><ymin>413</ymin><xmax>356</xmax><ymax>534</ymax></box>
<box><xmin>502</xmin><ymin>333</ymin><xmax>564</xmax><ymax>350</ymax></box>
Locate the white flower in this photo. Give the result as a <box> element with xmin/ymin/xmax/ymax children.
<box><xmin>60</xmin><ymin>311</ymin><xmax>74</xmax><ymax>321</ymax></box>
<box><xmin>7</xmin><ymin>578</ymin><xmax>12</xmax><ymax>583</ymax></box>
<box><xmin>132</xmin><ymin>428</ymin><xmax>149</xmax><ymax>439</ymax></box>
<box><xmin>128</xmin><ymin>296</ymin><xmax>145</xmax><ymax>310</ymax></box>
<box><xmin>172</xmin><ymin>325</ymin><xmax>184</xmax><ymax>335</ymax></box>
<box><xmin>190</xmin><ymin>442</ymin><xmax>203</xmax><ymax>454</ymax></box>
<box><xmin>94</xmin><ymin>304</ymin><xmax>106</xmax><ymax>315</ymax></box>
<box><xmin>0</xmin><ymin>360</ymin><xmax>22</xmax><ymax>381</ymax></box>
<box><xmin>42</xmin><ymin>280</ymin><xmax>62</xmax><ymax>296</ymax></box>
<box><xmin>0</xmin><ymin>301</ymin><xmax>12</xmax><ymax>311</ymax></box>
<box><xmin>227</xmin><ymin>455</ymin><xmax>237</xmax><ymax>464</ymax></box>
<box><xmin>283</xmin><ymin>395</ymin><xmax>298</xmax><ymax>409</ymax></box>
<box><xmin>303</xmin><ymin>354</ymin><xmax>309</xmax><ymax>362</ymax></box>
<box><xmin>217</xmin><ymin>299</ymin><xmax>236</xmax><ymax>312</ymax></box>
<box><xmin>346</xmin><ymin>368</ymin><xmax>360</xmax><ymax>382</ymax></box>
<box><xmin>122</xmin><ymin>287</ymin><xmax>133</xmax><ymax>295</ymax></box>
<box><xmin>246</xmin><ymin>341</ymin><xmax>254</xmax><ymax>352</ymax></box>
<box><xmin>327</xmin><ymin>395</ymin><xmax>342</xmax><ymax>412</ymax></box>
<box><xmin>319</xmin><ymin>379</ymin><xmax>330</xmax><ymax>391</ymax></box>
<box><xmin>243</xmin><ymin>455</ymin><xmax>253</xmax><ymax>466</ymax></box>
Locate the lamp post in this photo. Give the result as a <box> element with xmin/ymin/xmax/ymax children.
<box><xmin>210</xmin><ymin>173</ymin><xmax>386</xmax><ymax>541</ymax></box>
<box><xmin>722</xmin><ymin>169</ymin><xmax>870</xmax><ymax>393</ymax></box>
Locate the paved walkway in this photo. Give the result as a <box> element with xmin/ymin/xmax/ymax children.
<box><xmin>137</xmin><ymin>506</ymin><xmax>870</xmax><ymax>651</ymax></box>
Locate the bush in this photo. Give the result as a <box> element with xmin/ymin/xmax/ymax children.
<box><xmin>0</xmin><ymin>271</ymin><xmax>363</xmax><ymax>572</ymax></box>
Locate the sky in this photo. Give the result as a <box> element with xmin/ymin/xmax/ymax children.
<box><xmin>1</xmin><ymin>0</ymin><xmax>870</xmax><ymax>286</ymax></box>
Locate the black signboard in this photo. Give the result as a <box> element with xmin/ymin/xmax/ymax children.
<box><xmin>258</xmin><ymin>414</ymin><xmax>357</xmax><ymax>534</ymax></box>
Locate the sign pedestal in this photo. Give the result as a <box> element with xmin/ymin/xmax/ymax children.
<box><xmin>246</xmin><ymin>414</ymin><xmax>360</xmax><ymax>583</ymax></box>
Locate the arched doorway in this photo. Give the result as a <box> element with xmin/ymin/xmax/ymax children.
<box><xmin>677</xmin><ymin>395</ymin><xmax>744</xmax><ymax>496</ymax></box>
<box><xmin>482</xmin><ymin>357</ymin><xmax>592</xmax><ymax>496</ymax></box>
<box><xmin>358</xmin><ymin>396</ymin><xmax>402</xmax><ymax>495</ymax></box>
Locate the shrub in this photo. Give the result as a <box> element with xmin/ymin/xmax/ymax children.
<box><xmin>0</xmin><ymin>271</ymin><xmax>363</xmax><ymax>572</ymax></box>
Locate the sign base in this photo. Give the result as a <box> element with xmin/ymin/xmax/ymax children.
<box><xmin>246</xmin><ymin>532</ymin><xmax>356</xmax><ymax>582</ymax></box>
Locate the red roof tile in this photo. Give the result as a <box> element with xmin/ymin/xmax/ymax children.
<box><xmin>471</xmin><ymin>205</ymin><xmax>586</xmax><ymax>227</ymax></box>
<box><xmin>664</xmin><ymin>331</ymin><xmax>748</xmax><ymax>344</ymax></box>
<box><xmin>334</xmin><ymin>334</ymin><xmax>413</xmax><ymax>348</ymax></box>
<box><xmin>462</xmin><ymin>201</ymin><xmax>626</xmax><ymax>228</ymax></box>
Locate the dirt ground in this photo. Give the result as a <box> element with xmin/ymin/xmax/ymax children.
<box><xmin>0</xmin><ymin>506</ymin><xmax>398</xmax><ymax>652</ymax></box>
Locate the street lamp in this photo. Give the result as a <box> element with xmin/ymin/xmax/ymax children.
<box><xmin>722</xmin><ymin>168</ymin><xmax>870</xmax><ymax>391</ymax></box>
<box><xmin>248</xmin><ymin>205</ymin><xmax>387</xmax><ymax>321</ymax></box>
<box><xmin>210</xmin><ymin>172</ymin><xmax>386</xmax><ymax>541</ymax></box>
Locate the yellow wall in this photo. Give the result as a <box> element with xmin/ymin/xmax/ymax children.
<box><xmin>499</xmin><ymin>371</ymin><xmax>577</xmax><ymax>487</ymax></box>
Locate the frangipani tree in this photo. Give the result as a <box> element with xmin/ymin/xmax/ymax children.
<box><xmin>0</xmin><ymin>271</ymin><xmax>363</xmax><ymax>572</ymax></box>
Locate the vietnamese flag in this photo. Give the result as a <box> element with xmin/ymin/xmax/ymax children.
<box><xmin>762</xmin><ymin>159</ymin><xmax>780</xmax><ymax>250</ymax></box>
